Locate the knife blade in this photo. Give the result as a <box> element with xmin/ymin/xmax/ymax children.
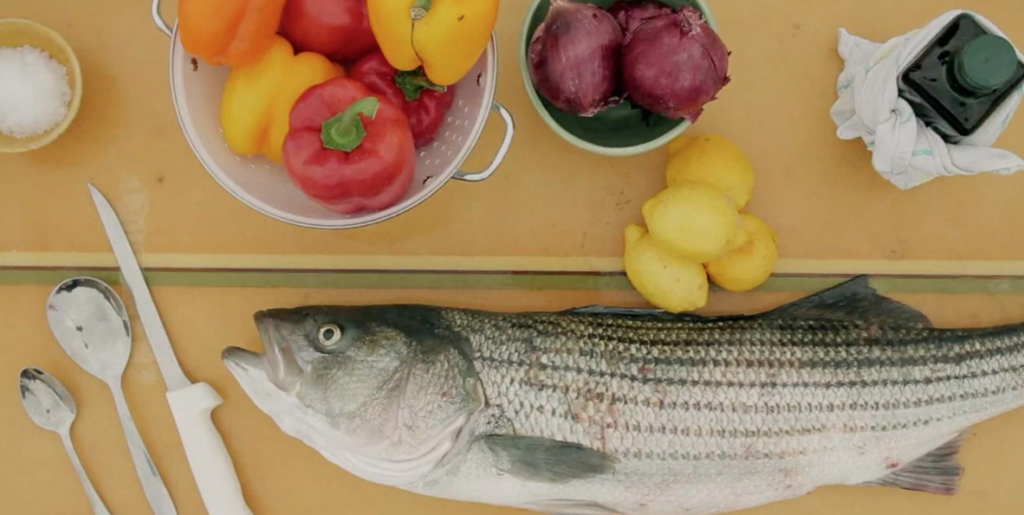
<box><xmin>89</xmin><ymin>183</ymin><xmax>255</xmax><ymax>515</ymax></box>
<box><xmin>89</xmin><ymin>185</ymin><xmax>190</xmax><ymax>391</ymax></box>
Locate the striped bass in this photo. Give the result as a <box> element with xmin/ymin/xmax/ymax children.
<box><xmin>222</xmin><ymin>277</ymin><xmax>1024</xmax><ymax>515</ymax></box>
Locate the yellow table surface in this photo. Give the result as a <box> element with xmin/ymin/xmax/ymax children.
<box><xmin>3</xmin><ymin>286</ymin><xmax>1024</xmax><ymax>515</ymax></box>
<box><xmin>3</xmin><ymin>0</ymin><xmax>1024</xmax><ymax>514</ymax></box>
<box><xmin>1</xmin><ymin>0</ymin><xmax>1024</xmax><ymax>275</ymax></box>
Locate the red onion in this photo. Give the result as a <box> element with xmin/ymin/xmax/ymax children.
<box><xmin>622</xmin><ymin>6</ymin><xmax>730</xmax><ymax>121</ymax></box>
<box><xmin>607</xmin><ymin>1</ymin><xmax>672</xmax><ymax>37</ymax></box>
<box><xmin>528</xmin><ymin>0</ymin><xmax>624</xmax><ymax>116</ymax></box>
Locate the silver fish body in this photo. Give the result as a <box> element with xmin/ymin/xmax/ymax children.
<box><xmin>223</xmin><ymin>278</ymin><xmax>1024</xmax><ymax>515</ymax></box>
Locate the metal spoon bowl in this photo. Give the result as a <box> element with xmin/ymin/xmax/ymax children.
<box><xmin>19</xmin><ymin>367</ymin><xmax>112</xmax><ymax>515</ymax></box>
<box><xmin>47</xmin><ymin>277</ymin><xmax>177</xmax><ymax>515</ymax></box>
<box><xmin>47</xmin><ymin>277</ymin><xmax>132</xmax><ymax>379</ymax></box>
<box><xmin>19</xmin><ymin>366</ymin><xmax>75</xmax><ymax>431</ymax></box>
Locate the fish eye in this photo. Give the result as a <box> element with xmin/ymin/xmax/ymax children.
<box><xmin>317</xmin><ymin>324</ymin><xmax>344</xmax><ymax>348</ymax></box>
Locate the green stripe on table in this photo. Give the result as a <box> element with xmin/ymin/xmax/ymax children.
<box><xmin>2</xmin><ymin>268</ymin><xmax>1024</xmax><ymax>294</ymax></box>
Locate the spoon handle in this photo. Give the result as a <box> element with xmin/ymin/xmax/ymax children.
<box><xmin>61</xmin><ymin>432</ymin><xmax>114</xmax><ymax>515</ymax></box>
<box><xmin>110</xmin><ymin>385</ymin><xmax>178</xmax><ymax>515</ymax></box>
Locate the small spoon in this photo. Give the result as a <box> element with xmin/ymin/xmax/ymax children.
<box><xmin>19</xmin><ymin>367</ymin><xmax>113</xmax><ymax>515</ymax></box>
<box><xmin>46</xmin><ymin>277</ymin><xmax>177</xmax><ymax>515</ymax></box>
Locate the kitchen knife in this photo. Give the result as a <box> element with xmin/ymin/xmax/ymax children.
<box><xmin>89</xmin><ymin>184</ymin><xmax>254</xmax><ymax>515</ymax></box>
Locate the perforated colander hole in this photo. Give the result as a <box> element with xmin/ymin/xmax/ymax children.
<box><xmin>447</xmin><ymin>150</ymin><xmax>454</xmax><ymax>157</ymax></box>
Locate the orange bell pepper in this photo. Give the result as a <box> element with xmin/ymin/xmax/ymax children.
<box><xmin>220</xmin><ymin>36</ymin><xmax>345</xmax><ymax>163</ymax></box>
<box><xmin>178</xmin><ymin>0</ymin><xmax>288</xmax><ymax>67</ymax></box>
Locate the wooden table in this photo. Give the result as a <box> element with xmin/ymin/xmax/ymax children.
<box><xmin>2</xmin><ymin>0</ymin><xmax>1024</xmax><ymax>514</ymax></box>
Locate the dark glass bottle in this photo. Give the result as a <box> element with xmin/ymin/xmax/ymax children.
<box><xmin>899</xmin><ymin>13</ymin><xmax>1024</xmax><ymax>142</ymax></box>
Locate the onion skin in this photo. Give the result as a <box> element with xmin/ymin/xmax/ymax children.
<box><xmin>607</xmin><ymin>1</ymin><xmax>672</xmax><ymax>37</ymax></box>
<box><xmin>622</xmin><ymin>6</ymin><xmax>730</xmax><ymax>121</ymax></box>
<box><xmin>529</xmin><ymin>0</ymin><xmax>624</xmax><ymax>116</ymax></box>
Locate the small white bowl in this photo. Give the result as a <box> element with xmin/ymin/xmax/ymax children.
<box><xmin>0</xmin><ymin>19</ymin><xmax>82</xmax><ymax>153</ymax></box>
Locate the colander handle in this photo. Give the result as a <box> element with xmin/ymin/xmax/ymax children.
<box><xmin>454</xmin><ymin>102</ymin><xmax>515</xmax><ymax>183</ymax></box>
<box><xmin>151</xmin><ymin>0</ymin><xmax>173</xmax><ymax>37</ymax></box>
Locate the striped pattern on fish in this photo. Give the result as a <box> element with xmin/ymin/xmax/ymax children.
<box><xmin>222</xmin><ymin>277</ymin><xmax>1024</xmax><ymax>515</ymax></box>
<box><xmin>464</xmin><ymin>314</ymin><xmax>1024</xmax><ymax>459</ymax></box>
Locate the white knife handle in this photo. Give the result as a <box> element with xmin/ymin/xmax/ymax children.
<box><xmin>166</xmin><ymin>383</ymin><xmax>254</xmax><ymax>515</ymax></box>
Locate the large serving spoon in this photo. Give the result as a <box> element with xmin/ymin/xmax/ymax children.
<box><xmin>46</xmin><ymin>277</ymin><xmax>177</xmax><ymax>515</ymax></box>
<box><xmin>19</xmin><ymin>367</ymin><xmax>113</xmax><ymax>515</ymax></box>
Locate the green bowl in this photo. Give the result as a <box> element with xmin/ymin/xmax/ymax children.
<box><xmin>520</xmin><ymin>0</ymin><xmax>716</xmax><ymax>157</ymax></box>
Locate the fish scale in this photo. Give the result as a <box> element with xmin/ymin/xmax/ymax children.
<box><xmin>450</xmin><ymin>310</ymin><xmax>1024</xmax><ymax>466</ymax></box>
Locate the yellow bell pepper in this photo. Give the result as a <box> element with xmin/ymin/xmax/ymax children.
<box><xmin>367</xmin><ymin>0</ymin><xmax>499</xmax><ymax>86</ymax></box>
<box><xmin>220</xmin><ymin>36</ymin><xmax>344</xmax><ymax>164</ymax></box>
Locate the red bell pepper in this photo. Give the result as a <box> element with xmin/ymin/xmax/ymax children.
<box><xmin>349</xmin><ymin>50</ymin><xmax>456</xmax><ymax>148</ymax></box>
<box><xmin>283</xmin><ymin>77</ymin><xmax>416</xmax><ymax>214</ymax></box>
<box><xmin>279</xmin><ymin>0</ymin><xmax>378</xmax><ymax>64</ymax></box>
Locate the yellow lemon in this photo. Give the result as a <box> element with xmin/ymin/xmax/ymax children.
<box><xmin>642</xmin><ymin>183</ymin><xmax>740</xmax><ymax>263</ymax></box>
<box><xmin>706</xmin><ymin>214</ymin><xmax>779</xmax><ymax>292</ymax></box>
<box><xmin>667</xmin><ymin>134</ymin><xmax>694</xmax><ymax>155</ymax></box>
<box><xmin>624</xmin><ymin>224</ymin><xmax>708</xmax><ymax>313</ymax></box>
<box><xmin>665</xmin><ymin>134</ymin><xmax>755</xmax><ymax>210</ymax></box>
<box><xmin>723</xmin><ymin>218</ymin><xmax>750</xmax><ymax>253</ymax></box>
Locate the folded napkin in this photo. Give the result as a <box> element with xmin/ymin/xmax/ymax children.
<box><xmin>830</xmin><ymin>9</ymin><xmax>1024</xmax><ymax>190</ymax></box>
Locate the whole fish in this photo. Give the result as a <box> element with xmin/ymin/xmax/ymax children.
<box><xmin>223</xmin><ymin>277</ymin><xmax>1024</xmax><ymax>515</ymax></box>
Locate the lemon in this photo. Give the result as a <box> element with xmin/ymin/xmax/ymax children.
<box><xmin>665</xmin><ymin>134</ymin><xmax>754</xmax><ymax>210</ymax></box>
<box><xmin>624</xmin><ymin>225</ymin><xmax>708</xmax><ymax>313</ymax></box>
<box><xmin>666</xmin><ymin>134</ymin><xmax>694</xmax><ymax>155</ymax></box>
<box><xmin>724</xmin><ymin>218</ymin><xmax>750</xmax><ymax>252</ymax></box>
<box><xmin>706</xmin><ymin>214</ymin><xmax>779</xmax><ymax>292</ymax></box>
<box><xmin>642</xmin><ymin>183</ymin><xmax>740</xmax><ymax>263</ymax></box>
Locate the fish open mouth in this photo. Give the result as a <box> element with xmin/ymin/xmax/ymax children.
<box><xmin>222</xmin><ymin>346</ymin><xmax>266</xmax><ymax>372</ymax></box>
<box><xmin>222</xmin><ymin>310</ymin><xmax>303</xmax><ymax>392</ymax></box>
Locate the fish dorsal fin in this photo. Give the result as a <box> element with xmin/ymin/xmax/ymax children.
<box><xmin>763</xmin><ymin>276</ymin><xmax>932</xmax><ymax>327</ymax></box>
<box><xmin>860</xmin><ymin>434</ymin><xmax>965</xmax><ymax>495</ymax></box>
<box><xmin>482</xmin><ymin>435</ymin><xmax>618</xmax><ymax>484</ymax></box>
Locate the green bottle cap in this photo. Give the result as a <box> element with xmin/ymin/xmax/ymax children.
<box><xmin>955</xmin><ymin>34</ymin><xmax>1020</xmax><ymax>94</ymax></box>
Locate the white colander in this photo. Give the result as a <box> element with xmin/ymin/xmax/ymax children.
<box><xmin>152</xmin><ymin>0</ymin><xmax>514</xmax><ymax>229</ymax></box>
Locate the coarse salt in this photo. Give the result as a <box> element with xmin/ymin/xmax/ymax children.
<box><xmin>0</xmin><ymin>45</ymin><xmax>72</xmax><ymax>138</ymax></box>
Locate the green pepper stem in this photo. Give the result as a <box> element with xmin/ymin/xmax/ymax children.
<box><xmin>395</xmin><ymin>70</ymin><xmax>447</xmax><ymax>101</ymax></box>
<box><xmin>411</xmin><ymin>0</ymin><xmax>431</xmax><ymax>20</ymax></box>
<box><xmin>320</xmin><ymin>97</ymin><xmax>381</xmax><ymax>153</ymax></box>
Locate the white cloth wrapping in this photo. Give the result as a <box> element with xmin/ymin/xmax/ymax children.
<box><xmin>830</xmin><ymin>9</ymin><xmax>1024</xmax><ymax>190</ymax></box>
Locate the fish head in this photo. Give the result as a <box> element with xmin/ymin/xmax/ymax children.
<box><xmin>223</xmin><ymin>306</ymin><xmax>484</xmax><ymax>486</ymax></box>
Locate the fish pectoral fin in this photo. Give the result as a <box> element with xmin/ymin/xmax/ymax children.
<box><xmin>763</xmin><ymin>276</ymin><xmax>932</xmax><ymax>327</ymax></box>
<box><xmin>526</xmin><ymin>500</ymin><xmax>623</xmax><ymax>515</ymax></box>
<box><xmin>482</xmin><ymin>435</ymin><xmax>618</xmax><ymax>483</ymax></box>
<box><xmin>860</xmin><ymin>434</ymin><xmax>965</xmax><ymax>495</ymax></box>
